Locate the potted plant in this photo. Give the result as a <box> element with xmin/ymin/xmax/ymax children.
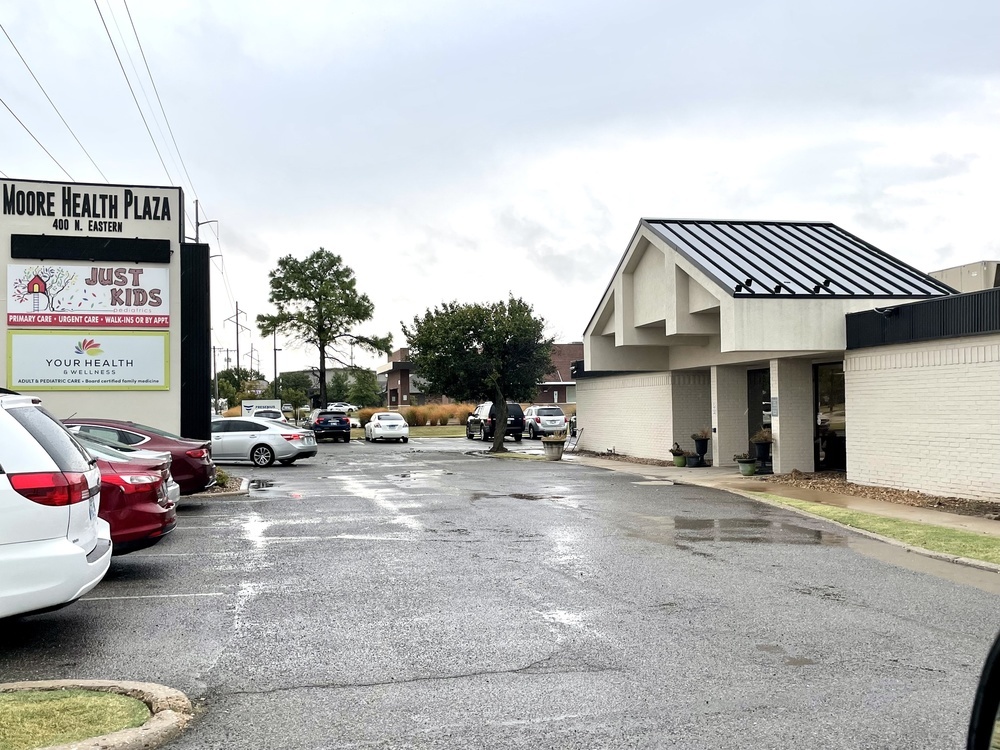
<box><xmin>669</xmin><ymin>442</ymin><xmax>686</xmax><ymax>467</ymax></box>
<box><xmin>541</xmin><ymin>430</ymin><xmax>568</xmax><ymax>461</ymax></box>
<box><xmin>684</xmin><ymin>450</ymin><xmax>701</xmax><ymax>468</ymax></box>
<box><xmin>750</xmin><ymin>428</ymin><xmax>772</xmax><ymax>463</ymax></box>
<box><xmin>734</xmin><ymin>451</ymin><xmax>757</xmax><ymax>476</ymax></box>
<box><xmin>691</xmin><ymin>428</ymin><xmax>711</xmax><ymax>461</ymax></box>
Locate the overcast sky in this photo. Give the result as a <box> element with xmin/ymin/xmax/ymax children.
<box><xmin>2</xmin><ymin>0</ymin><xmax>997</xmax><ymax>375</ymax></box>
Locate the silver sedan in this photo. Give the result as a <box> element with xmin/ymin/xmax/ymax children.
<box><xmin>211</xmin><ymin>417</ymin><xmax>318</xmax><ymax>466</ymax></box>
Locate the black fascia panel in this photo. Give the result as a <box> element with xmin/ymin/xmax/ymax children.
<box><xmin>11</xmin><ymin>234</ymin><xmax>171</xmax><ymax>263</ymax></box>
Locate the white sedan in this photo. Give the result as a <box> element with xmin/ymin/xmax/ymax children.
<box><xmin>211</xmin><ymin>416</ymin><xmax>318</xmax><ymax>466</ymax></box>
<box><xmin>364</xmin><ymin>412</ymin><xmax>409</xmax><ymax>443</ymax></box>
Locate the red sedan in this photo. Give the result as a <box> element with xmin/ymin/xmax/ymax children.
<box><xmin>64</xmin><ymin>419</ymin><xmax>216</xmax><ymax>495</ymax></box>
<box><xmin>93</xmin><ymin>451</ymin><xmax>177</xmax><ymax>555</ymax></box>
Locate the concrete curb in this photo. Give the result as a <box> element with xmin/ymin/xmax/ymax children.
<box><xmin>571</xmin><ymin>455</ymin><xmax>1000</xmax><ymax>575</ymax></box>
<box><xmin>732</xmin><ymin>488</ymin><xmax>1000</xmax><ymax>575</ymax></box>
<box><xmin>0</xmin><ymin>680</ymin><xmax>193</xmax><ymax>750</ymax></box>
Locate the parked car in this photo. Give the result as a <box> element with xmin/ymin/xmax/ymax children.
<box><xmin>326</xmin><ymin>402</ymin><xmax>356</xmax><ymax>412</ymax></box>
<box><xmin>211</xmin><ymin>416</ymin><xmax>318</xmax><ymax>466</ymax></box>
<box><xmin>71</xmin><ymin>430</ymin><xmax>181</xmax><ymax>508</ymax></box>
<box><xmin>303</xmin><ymin>409</ymin><xmax>352</xmax><ymax>443</ymax></box>
<box><xmin>63</xmin><ymin>419</ymin><xmax>216</xmax><ymax>495</ymax></box>
<box><xmin>466</xmin><ymin>401</ymin><xmax>525</xmax><ymax>442</ymax></box>
<box><xmin>252</xmin><ymin>408</ymin><xmax>287</xmax><ymax>423</ymax></box>
<box><xmin>523</xmin><ymin>405</ymin><xmax>568</xmax><ymax>439</ymax></box>
<box><xmin>364</xmin><ymin>412</ymin><xmax>409</xmax><ymax>443</ymax></box>
<box><xmin>0</xmin><ymin>394</ymin><xmax>112</xmax><ymax>619</ymax></box>
<box><xmin>81</xmin><ymin>439</ymin><xmax>177</xmax><ymax>555</ymax></box>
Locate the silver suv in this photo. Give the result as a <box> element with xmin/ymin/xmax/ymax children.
<box><xmin>0</xmin><ymin>394</ymin><xmax>112</xmax><ymax>618</ymax></box>
<box><xmin>523</xmin><ymin>405</ymin><xmax>567</xmax><ymax>439</ymax></box>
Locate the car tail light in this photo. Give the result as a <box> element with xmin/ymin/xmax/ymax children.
<box><xmin>105</xmin><ymin>473</ymin><xmax>161</xmax><ymax>495</ymax></box>
<box><xmin>281</xmin><ymin>433</ymin><xmax>299</xmax><ymax>441</ymax></box>
<box><xmin>533</xmin><ymin>416</ymin><xmax>541</xmax><ymax>423</ymax></box>
<box><xmin>9</xmin><ymin>471</ymin><xmax>91</xmax><ymax>506</ymax></box>
<box><xmin>186</xmin><ymin>448</ymin><xmax>209</xmax><ymax>459</ymax></box>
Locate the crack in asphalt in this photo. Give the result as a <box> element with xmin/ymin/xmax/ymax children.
<box><xmin>219</xmin><ymin>658</ymin><xmax>620</xmax><ymax>697</ymax></box>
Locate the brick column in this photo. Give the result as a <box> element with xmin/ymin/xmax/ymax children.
<box><xmin>770</xmin><ymin>358</ymin><xmax>814</xmax><ymax>474</ymax></box>
<box><xmin>711</xmin><ymin>365</ymin><xmax>747</xmax><ymax>466</ymax></box>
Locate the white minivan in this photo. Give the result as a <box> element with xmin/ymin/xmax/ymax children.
<box><xmin>0</xmin><ymin>394</ymin><xmax>112</xmax><ymax>619</ymax></box>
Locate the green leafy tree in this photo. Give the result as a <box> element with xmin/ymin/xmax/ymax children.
<box><xmin>402</xmin><ymin>296</ymin><xmax>553</xmax><ymax>452</ymax></box>
<box><xmin>257</xmin><ymin>249</ymin><xmax>391</xmax><ymax>406</ymax></box>
<box><xmin>216</xmin><ymin>367</ymin><xmax>263</xmax><ymax>394</ymax></box>
<box><xmin>348</xmin><ymin>368</ymin><xmax>382</xmax><ymax>408</ymax></box>
<box><xmin>278</xmin><ymin>371</ymin><xmax>312</xmax><ymax>407</ymax></box>
<box><xmin>327</xmin><ymin>371</ymin><xmax>350</xmax><ymax>403</ymax></box>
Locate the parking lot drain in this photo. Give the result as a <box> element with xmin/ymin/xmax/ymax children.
<box><xmin>249</xmin><ymin>479</ymin><xmax>275</xmax><ymax>490</ymax></box>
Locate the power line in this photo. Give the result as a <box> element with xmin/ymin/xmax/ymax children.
<box><xmin>0</xmin><ymin>22</ymin><xmax>109</xmax><ymax>182</ymax></box>
<box><xmin>93</xmin><ymin>0</ymin><xmax>173</xmax><ymax>184</ymax></box>
<box><xmin>0</xmin><ymin>168</ymin><xmax>9</xmax><ymax>178</ymax></box>
<box><xmin>0</xmin><ymin>95</ymin><xmax>74</xmax><ymax>180</ymax></box>
<box><xmin>124</xmin><ymin>0</ymin><xmax>199</xmax><ymax>201</ymax></box>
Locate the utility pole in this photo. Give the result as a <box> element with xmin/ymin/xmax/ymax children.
<box><xmin>211</xmin><ymin>346</ymin><xmax>220</xmax><ymax>413</ymax></box>
<box><xmin>194</xmin><ymin>200</ymin><xmax>218</xmax><ymax>244</ymax></box>
<box><xmin>225</xmin><ymin>302</ymin><xmax>249</xmax><ymax>382</ymax></box>
<box><xmin>273</xmin><ymin>330</ymin><xmax>281</xmax><ymax>401</ymax></box>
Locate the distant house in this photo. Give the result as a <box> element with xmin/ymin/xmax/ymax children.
<box><xmin>533</xmin><ymin>342</ymin><xmax>582</xmax><ymax>406</ymax></box>
<box><xmin>376</xmin><ymin>344</ymin><xmax>582</xmax><ymax>409</ymax></box>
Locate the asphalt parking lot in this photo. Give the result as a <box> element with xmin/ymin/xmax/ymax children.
<box><xmin>1</xmin><ymin>437</ymin><xmax>997</xmax><ymax>749</ymax></box>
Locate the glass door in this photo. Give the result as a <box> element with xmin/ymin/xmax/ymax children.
<box><xmin>814</xmin><ymin>362</ymin><xmax>846</xmax><ymax>471</ymax></box>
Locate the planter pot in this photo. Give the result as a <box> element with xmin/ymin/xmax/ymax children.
<box><xmin>672</xmin><ymin>455</ymin><xmax>686</xmax><ymax>467</ymax></box>
<box><xmin>753</xmin><ymin>441</ymin><xmax>772</xmax><ymax>462</ymax></box>
<box><xmin>693</xmin><ymin>437</ymin><xmax>710</xmax><ymax>457</ymax></box>
<box><xmin>686</xmin><ymin>455</ymin><xmax>701</xmax><ymax>468</ymax></box>
<box><xmin>736</xmin><ymin>459</ymin><xmax>757</xmax><ymax>476</ymax></box>
<box><xmin>541</xmin><ymin>439</ymin><xmax>566</xmax><ymax>461</ymax></box>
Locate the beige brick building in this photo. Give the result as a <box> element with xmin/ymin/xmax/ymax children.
<box><xmin>577</xmin><ymin>218</ymin><xmax>999</xmax><ymax>501</ymax></box>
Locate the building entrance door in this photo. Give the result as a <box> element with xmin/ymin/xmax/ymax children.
<box><xmin>814</xmin><ymin>362</ymin><xmax>846</xmax><ymax>471</ymax></box>
<box><xmin>746</xmin><ymin>368</ymin><xmax>770</xmax><ymax>444</ymax></box>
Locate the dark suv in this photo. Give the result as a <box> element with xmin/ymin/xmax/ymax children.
<box><xmin>303</xmin><ymin>410</ymin><xmax>351</xmax><ymax>443</ymax></box>
<box><xmin>466</xmin><ymin>402</ymin><xmax>524</xmax><ymax>442</ymax></box>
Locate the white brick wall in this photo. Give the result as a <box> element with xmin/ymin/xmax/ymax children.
<box><xmin>771</xmin><ymin>358</ymin><xmax>815</xmax><ymax>473</ymax></box>
<box><xmin>712</xmin><ymin>365</ymin><xmax>749</xmax><ymax>465</ymax></box>
<box><xmin>846</xmin><ymin>334</ymin><xmax>1000</xmax><ymax>501</ymax></box>
<box><xmin>575</xmin><ymin>372</ymin><xmax>710</xmax><ymax>460</ymax></box>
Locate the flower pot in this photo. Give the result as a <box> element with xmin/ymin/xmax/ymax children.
<box><xmin>672</xmin><ymin>455</ymin><xmax>686</xmax><ymax>467</ymax></box>
<box><xmin>693</xmin><ymin>437</ymin><xmax>710</xmax><ymax>456</ymax></box>
<box><xmin>736</xmin><ymin>459</ymin><xmax>757</xmax><ymax>476</ymax></box>
<box><xmin>753</xmin><ymin>441</ymin><xmax>772</xmax><ymax>463</ymax></box>
<box><xmin>541</xmin><ymin>439</ymin><xmax>566</xmax><ymax>461</ymax></box>
<box><xmin>686</xmin><ymin>455</ymin><xmax>701</xmax><ymax>468</ymax></box>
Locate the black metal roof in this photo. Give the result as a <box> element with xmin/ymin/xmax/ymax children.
<box><xmin>643</xmin><ymin>219</ymin><xmax>957</xmax><ymax>298</ymax></box>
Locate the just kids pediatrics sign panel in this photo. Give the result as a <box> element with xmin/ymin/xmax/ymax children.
<box><xmin>3</xmin><ymin>178</ymin><xmax>180</xmax><ymax>393</ymax></box>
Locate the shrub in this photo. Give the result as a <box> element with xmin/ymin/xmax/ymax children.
<box><xmin>453</xmin><ymin>403</ymin><xmax>474</xmax><ymax>425</ymax></box>
<box><xmin>357</xmin><ymin>407</ymin><xmax>379</xmax><ymax>426</ymax></box>
<box><xmin>403</xmin><ymin>407</ymin><xmax>426</xmax><ymax>427</ymax></box>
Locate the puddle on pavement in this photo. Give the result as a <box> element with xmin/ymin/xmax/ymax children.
<box><xmin>629</xmin><ymin>516</ymin><xmax>846</xmax><ymax>547</ymax></box>
<box><xmin>389</xmin><ymin>470</ymin><xmax>453</xmax><ymax>481</ymax></box>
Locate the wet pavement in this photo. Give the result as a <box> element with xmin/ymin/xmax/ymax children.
<box><xmin>0</xmin><ymin>437</ymin><xmax>997</xmax><ymax>749</ymax></box>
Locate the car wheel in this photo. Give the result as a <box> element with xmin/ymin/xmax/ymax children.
<box><xmin>466</xmin><ymin>426</ymin><xmax>474</xmax><ymax>440</ymax></box>
<box><xmin>402</xmin><ymin>437</ymin><xmax>408</xmax><ymax>443</ymax></box>
<box><xmin>528</xmin><ymin>426</ymin><xmax>536</xmax><ymax>440</ymax></box>
<box><xmin>514</xmin><ymin>433</ymin><xmax>522</xmax><ymax>442</ymax></box>
<box><xmin>480</xmin><ymin>426</ymin><xmax>489</xmax><ymax>442</ymax></box>
<box><xmin>251</xmin><ymin>444</ymin><xmax>275</xmax><ymax>467</ymax></box>
<box><xmin>279</xmin><ymin>459</ymin><xmax>295</xmax><ymax>466</ymax></box>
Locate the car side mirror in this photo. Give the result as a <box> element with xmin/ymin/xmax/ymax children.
<box><xmin>968</xmin><ymin>631</ymin><xmax>1000</xmax><ymax>749</ymax></box>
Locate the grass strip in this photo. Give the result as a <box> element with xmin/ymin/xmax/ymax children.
<box><xmin>0</xmin><ymin>689</ymin><xmax>149</xmax><ymax>750</ymax></box>
<box><xmin>755</xmin><ymin>493</ymin><xmax>1000</xmax><ymax>565</ymax></box>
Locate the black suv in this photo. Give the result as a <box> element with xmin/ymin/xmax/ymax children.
<box><xmin>303</xmin><ymin>409</ymin><xmax>351</xmax><ymax>443</ymax></box>
<box><xmin>466</xmin><ymin>402</ymin><xmax>524</xmax><ymax>442</ymax></box>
